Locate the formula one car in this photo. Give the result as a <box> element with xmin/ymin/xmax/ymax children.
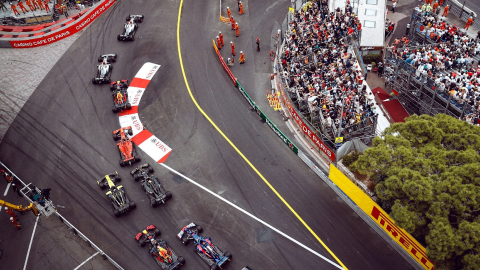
<box><xmin>97</xmin><ymin>172</ymin><xmax>136</xmax><ymax>217</ymax></box>
<box><xmin>149</xmin><ymin>239</ymin><xmax>185</xmax><ymax>270</ymax></box>
<box><xmin>177</xmin><ymin>222</ymin><xmax>231</xmax><ymax>270</ymax></box>
<box><xmin>92</xmin><ymin>54</ymin><xmax>117</xmax><ymax>84</ymax></box>
<box><xmin>113</xmin><ymin>126</ymin><xmax>141</xmax><ymax>167</ymax></box>
<box><xmin>110</xmin><ymin>80</ymin><xmax>132</xmax><ymax>113</ymax></box>
<box><xmin>135</xmin><ymin>224</ymin><xmax>161</xmax><ymax>247</ymax></box>
<box><xmin>131</xmin><ymin>164</ymin><xmax>172</xmax><ymax>207</ymax></box>
<box><xmin>117</xmin><ymin>15</ymin><xmax>144</xmax><ymax>41</ymax></box>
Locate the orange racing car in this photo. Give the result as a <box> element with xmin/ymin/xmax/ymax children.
<box><xmin>113</xmin><ymin>126</ymin><xmax>141</xmax><ymax>167</ymax></box>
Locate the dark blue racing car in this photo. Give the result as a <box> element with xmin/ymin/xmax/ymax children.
<box><xmin>177</xmin><ymin>222</ymin><xmax>231</xmax><ymax>270</ymax></box>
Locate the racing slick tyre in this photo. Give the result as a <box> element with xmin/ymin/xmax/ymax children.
<box><xmin>224</xmin><ymin>251</ymin><xmax>232</xmax><ymax>259</ymax></box>
<box><xmin>117</xmin><ymin>35</ymin><xmax>121</xmax><ymax>41</ymax></box>
<box><xmin>211</xmin><ymin>264</ymin><xmax>220</xmax><ymax>270</ymax></box>
<box><xmin>129</xmin><ymin>35</ymin><xmax>134</xmax><ymax>41</ymax></box>
<box><xmin>126</xmin><ymin>15</ymin><xmax>131</xmax><ymax>21</ymax></box>
<box><xmin>178</xmin><ymin>257</ymin><xmax>185</xmax><ymax>265</ymax></box>
<box><xmin>110</xmin><ymin>84</ymin><xmax>115</xmax><ymax>90</ymax></box>
<box><xmin>112</xmin><ymin>106</ymin><xmax>119</xmax><ymax>113</ymax></box>
<box><xmin>120</xmin><ymin>160</ymin><xmax>126</xmax><ymax>167</ymax></box>
<box><xmin>196</xmin><ymin>226</ymin><xmax>203</xmax><ymax>233</ymax></box>
<box><xmin>182</xmin><ymin>238</ymin><xmax>189</xmax><ymax>245</ymax></box>
<box><xmin>114</xmin><ymin>209</ymin><xmax>121</xmax><ymax>217</ymax></box>
<box><xmin>129</xmin><ymin>201</ymin><xmax>136</xmax><ymax>209</ymax></box>
<box><xmin>98</xmin><ymin>181</ymin><xmax>106</xmax><ymax>189</ymax></box>
<box><xmin>150</xmin><ymin>198</ymin><xmax>157</xmax><ymax>207</ymax></box>
<box><xmin>134</xmin><ymin>156</ymin><xmax>141</xmax><ymax>162</ymax></box>
<box><xmin>128</xmin><ymin>129</ymin><xmax>133</xmax><ymax>136</ymax></box>
<box><xmin>98</xmin><ymin>56</ymin><xmax>103</xmax><ymax>62</ymax></box>
<box><xmin>115</xmin><ymin>175</ymin><xmax>121</xmax><ymax>182</ymax></box>
<box><xmin>147</xmin><ymin>165</ymin><xmax>154</xmax><ymax>173</ymax></box>
<box><xmin>154</xmin><ymin>228</ymin><xmax>160</xmax><ymax>236</ymax></box>
<box><xmin>139</xmin><ymin>239</ymin><xmax>145</xmax><ymax>247</ymax></box>
<box><xmin>126</xmin><ymin>103</ymin><xmax>132</xmax><ymax>110</ymax></box>
<box><xmin>113</xmin><ymin>133</ymin><xmax>120</xmax><ymax>141</ymax></box>
<box><xmin>92</xmin><ymin>78</ymin><xmax>97</xmax><ymax>84</ymax></box>
<box><xmin>165</xmin><ymin>191</ymin><xmax>172</xmax><ymax>199</ymax></box>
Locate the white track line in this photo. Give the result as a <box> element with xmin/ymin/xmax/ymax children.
<box><xmin>3</xmin><ymin>182</ymin><xmax>11</xmax><ymax>196</ymax></box>
<box><xmin>160</xmin><ymin>163</ymin><xmax>344</xmax><ymax>270</ymax></box>
<box><xmin>23</xmin><ymin>215</ymin><xmax>40</xmax><ymax>270</ymax></box>
<box><xmin>73</xmin><ymin>251</ymin><xmax>100</xmax><ymax>270</ymax></box>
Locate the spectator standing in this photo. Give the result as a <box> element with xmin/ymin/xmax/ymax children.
<box><xmin>11</xmin><ymin>183</ymin><xmax>23</xmax><ymax>197</ymax></box>
<box><xmin>239</xmin><ymin>1</ymin><xmax>244</xmax><ymax>15</ymax></box>
<box><xmin>230</xmin><ymin>41</ymin><xmax>236</xmax><ymax>56</ymax></box>
<box><xmin>219</xmin><ymin>31</ymin><xmax>224</xmax><ymax>46</ymax></box>
<box><xmin>442</xmin><ymin>5</ymin><xmax>449</xmax><ymax>17</ymax></box>
<box><xmin>239</xmin><ymin>51</ymin><xmax>245</xmax><ymax>64</ymax></box>
<box><xmin>5</xmin><ymin>207</ymin><xmax>18</xmax><ymax>221</ymax></box>
<box><xmin>10</xmin><ymin>217</ymin><xmax>21</xmax><ymax>230</ymax></box>
<box><xmin>41</xmin><ymin>188</ymin><xmax>51</xmax><ymax>200</ymax></box>
<box><xmin>392</xmin><ymin>2</ymin><xmax>396</xmax><ymax>13</ymax></box>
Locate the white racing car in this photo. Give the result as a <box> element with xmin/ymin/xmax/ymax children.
<box><xmin>92</xmin><ymin>54</ymin><xmax>117</xmax><ymax>84</ymax></box>
<box><xmin>118</xmin><ymin>15</ymin><xmax>144</xmax><ymax>41</ymax></box>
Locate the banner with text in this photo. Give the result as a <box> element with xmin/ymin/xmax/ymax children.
<box><xmin>10</xmin><ymin>0</ymin><xmax>116</xmax><ymax>48</ymax></box>
<box><xmin>329</xmin><ymin>164</ymin><xmax>434</xmax><ymax>270</ymax></box>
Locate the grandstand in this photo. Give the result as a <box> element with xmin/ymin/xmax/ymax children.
<box><xmin>277</xmin><ymin>0</ymin><xmax>378</xmax><ymax>153</ymax></box>
<box><xmin>385</xmin><ymin>8</ymin><xmax>480</xmax><ymax>122</ymax></box>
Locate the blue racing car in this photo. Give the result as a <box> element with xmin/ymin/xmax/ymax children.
<box><xmin>177</xmin><ymin>222</ymin><xmax>231</xmax><ymax>270</ymax></box>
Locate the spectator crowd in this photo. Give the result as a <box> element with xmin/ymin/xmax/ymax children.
<box><xmin>388</xmin><ymin>8</ymin><xmax>480</xmax><ymax>124</ymax></box>
<box><xmin>280</xmin><ymin>0</ymin><xmax>377</xmax><ymax>136</ymax></box>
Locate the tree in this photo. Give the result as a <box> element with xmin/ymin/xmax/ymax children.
<box><xmin>353</xmin><ymin>114</ymin><xmax>480</xmax><ymax>269</ymax></box>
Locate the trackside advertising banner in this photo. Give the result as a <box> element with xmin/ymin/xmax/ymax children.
<box><xmin>329</xmin><ymin>165</ymin><xmax>434</xmax><ymax>270</ymax></box>
<box><xmin>118</xmin><ymin>62</ymin><xmax>172</xmax><ymax>164</ymax></box>
<box><xmin>10</xmin><ymin>0</ymin><xmax>116</xmax><ymax>48</ymax></box>
<box><xmin>276</xmin><ymin>76</ymin><xmax>336</xmax><ymax>162</ymax></box>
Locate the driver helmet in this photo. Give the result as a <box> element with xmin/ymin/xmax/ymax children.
<box><xmin>117</xmin><ymin>81</ymin><xmax>120</xmax><ymax>84</ymax></box>
<box><xmin>150</xmin><ymin>239</ymin><xmax>157</xmax><ymax>245</ymax></box>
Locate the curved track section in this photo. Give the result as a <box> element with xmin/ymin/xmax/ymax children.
<box><xmin>0</xmin><ymin>0</ymin><xmax>415</xmax><ymax>269</ymax></box>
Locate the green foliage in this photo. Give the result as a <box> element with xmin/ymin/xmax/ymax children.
<box><xmin>341</xmin><ymin>151</ymin><xmax>361</xmax><ymax>167</ymax></box>
<box><xmin>361</xmin><ymin>53</ymin><xmax>381</xmax><ymax>66</ymax></box>
<box><xmin>353</xmin><ymin>114</ymin><xmax>480</xmax><ymax>269</ymax></box>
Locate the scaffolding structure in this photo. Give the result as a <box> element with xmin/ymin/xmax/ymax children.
<box><xmin>383</xmin><ymin>9</ymin><xmax>480</xmax><ymax>119</ymax></box>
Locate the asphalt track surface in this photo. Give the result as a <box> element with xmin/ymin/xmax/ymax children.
<box><xmin>0</xmin><ymin>0</ymin><xmax>415</xmax><ymax>269</ymax></box>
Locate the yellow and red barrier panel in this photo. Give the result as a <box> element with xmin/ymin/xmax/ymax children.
<box><xmin>328</xmin><ymin>165</ymin><xmax>434</xmax><ymax>270</ymax></box>
<box><xmin>212</xmin><ymin>40</ymin><xmax>236</xmax><ymax>85</ymax></box>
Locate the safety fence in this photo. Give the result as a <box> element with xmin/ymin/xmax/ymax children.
<box><xmin>212</xmin><ymin>40</ymin><xmax>299</xmax><ymax>155</ymax></box>
<box><xmin>0</xmin><ymin>161</ymin><xmax>124</xmax><ymax>270</ymax></box>
<box><xmin>0</xmin><ymin>0</ymin><xmax>116</xmax><ymax>48</ymax></box>
<box><xmin>445</xmin><ymin>0</ymin><xmax>480</xmax><ymax>30</ymax></box>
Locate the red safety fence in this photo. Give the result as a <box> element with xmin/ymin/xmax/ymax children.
<box><xmin>212</xmin><ymin>39</ymin><xmax>236</xmax><ymax>85</ymax></box>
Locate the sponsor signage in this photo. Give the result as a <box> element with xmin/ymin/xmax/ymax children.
<box><xmin>329</xmin><ymin>165</ymin><xmax>434</xmax><ymax>269</ymax></box>
<box><xmin>10</xmin><ymin>0</ymin><xmax>116</xmax><ymax>48</ymax></box>
<box><xmin>279</xmin><ymin>86</ymin><xmax>335</xmax><ymax>162</ymax></box>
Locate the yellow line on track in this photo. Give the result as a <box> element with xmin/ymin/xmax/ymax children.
<box><xmin>176</xmin><ymin>1</ymin><xmax>347</xmax><ymax>269</ymax></box>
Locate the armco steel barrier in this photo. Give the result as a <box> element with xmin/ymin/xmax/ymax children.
<box><xmin>0</xmin><ymin>161</ymin><xmax>124</xmax><ymax>269</ymax></box>
<box><xmin>212</xmin><ymin>40</ymin><xmax>299</xmax><ymax>155</ymax></box>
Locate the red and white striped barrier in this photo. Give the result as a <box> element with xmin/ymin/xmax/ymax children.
<box><xmin>118</xmin><ymin>62</ymin><xmax>172</xmax><ymax>163</ymax></box>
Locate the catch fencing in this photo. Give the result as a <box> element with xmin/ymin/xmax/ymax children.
<box><xmin>444</xmin><ymin>0</ymin><xmax>480</xmax><ymax>30</ymax></box>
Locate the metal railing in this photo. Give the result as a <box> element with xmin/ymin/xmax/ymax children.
<box><xmin>0</xmin><ymin>161</ymin><xmax>124</xmax><ymax>270</ymax></box>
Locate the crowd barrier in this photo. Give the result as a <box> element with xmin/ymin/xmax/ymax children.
<box><xmin>0</xmin><ymin>0</ymin><xmax>116</xmax><ymax>48</ymax></box>
<box><xmin>212</xmin><ymin>40</ymin><xmax>299</xmax><ymax>155</ymax></box>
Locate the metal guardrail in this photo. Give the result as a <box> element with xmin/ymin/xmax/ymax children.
<box><xmin>445</xmin><ymin>0</ymin><xmax>480</xmax><ymax>30</ymax></box>
<box><xmin>0</xmin><ymin>161</ymin><xmax>124</xmax><ymax>270</ymax></box>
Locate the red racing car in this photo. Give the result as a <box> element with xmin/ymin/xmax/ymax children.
<box><xmin>113</xmin><ymin>126</ymin><xmax>141</xmax><ymax>167</ymax></box>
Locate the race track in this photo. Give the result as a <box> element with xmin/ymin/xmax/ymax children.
<box><xmin>0</xmin><ymin>0</ymin><xmax>415</xmax><ymax>269</ymax></box>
